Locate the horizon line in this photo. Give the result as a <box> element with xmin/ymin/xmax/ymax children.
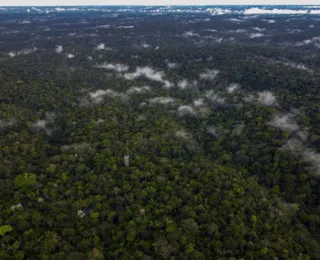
<box><xmin>1</xmin><ymin>4</ymin><xmax>319</xmax><ymax>7</ymax></box>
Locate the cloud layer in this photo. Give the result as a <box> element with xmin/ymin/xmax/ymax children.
<box><xmin>124</xmin><ymin>66</ymin><xmax>173</xmax><ymax>88</ymax></box>
<box><xmin>268</xmin><ymin>113</ymin><xmax>299</xmax><ymax>132</ymax></box>
<box><xmin>199</xmin><ymin>69</ymin><xmax>219</xmax><ymax>81</ymax></box>
<box><xmin>258</xmin><ymin>91</ymin><xmax>277</xmax><ymax>106</ymax></box>
<box><xmin>97</xmin><ymin>63</ymin><xmax>129</xmax><ymax>72</ymax></box>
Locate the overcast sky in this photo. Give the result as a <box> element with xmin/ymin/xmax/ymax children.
<box><xmin>1</xmin><ymin>0</ymin><xmax>320</xmax><ymax>6</ymax></box>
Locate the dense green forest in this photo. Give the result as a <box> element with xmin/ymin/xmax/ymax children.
<box><xmin>0</xmin><ymin>6</ymin><xmax>320</xmax><ymax>259</ymax></box>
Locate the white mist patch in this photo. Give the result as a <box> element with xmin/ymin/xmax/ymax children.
<box><xmin>32</xmin><ymin>113</ymin><xmax>55</xmax><ymax>135</ymax></box>
<box><xmin>96</xmin><ymin>43</ymin><xmax>105</xmax><ymax>50</ymax></box>
<box><xmin>199</xmin><ymin>69</ymin><xmax>219</xmax><ymax>81</ymax></box>
<box><xmin>175</xmin><ymin>129</ymin><xmax>189</xmax><ymax>139</ymax></box>
<box><xmin>282</xmin><ymin>61</ymin><xmax>311</xmax><ymax>71</ymax></box>
<box><xmin>33</xmin><ymin>120</ymin><xmax>47</xmax><ymax>129</ymax></box>
<box><xmin>116</xmin><ymin>25</ymin><xmax>134</xmax><ymax>29</ymax></box>
<box><xmin>232</xmin><ymin>122</ymin><xmax>246</xmax><ymax>136</ymax></box>
<box><xmin>177</xmin><ymin>79</ymin><xmax>192</xmax><ymax>89</ymax></box>
<box><xmin>213</xmin><ymin>37</ymin><xmax>224</xmax><ymax>43</ymax></box>
<box><xmin>261</xmin><ymin>19</ymin><xmax>276</xmax><ymax>23</ymax></box>
<box><xmin>137</xmin><ymin>114</ymin><xmax>146</xmax><ymax>121</ymax></box>
<box><xmin>250</xmin><ymin>33</ymin><xmax>264</xmax><ymax>38</ymax></box>
<box><xmin>229</xmin><ymin>29</ymin><xmax>247</xmax><ymax>33</ymax></box>
<box><xmin>96</xmin><ymin>24</ymin><xmax>110</xmax><ymax>28</ymax></box>
<box><xmin>141</xmin><ymin>43</ymin><xmax>151</xmax><ymax>48</ymax></box>
<box><xmin>66</xmin><ymin>53</ymin><xmax>75</xmax><ymax>59</ymax></box>
<box><xmin>178</xmin><ymin>105</ymin><xmax>196</xmax><ymax>116</ymax></box>
<box><xmin>297</xmin><ymin>130</ymin><xmax>309</xmax><ymax>143</ymax></box>
<box><xmin>97</xmin><ymin>63</ymin><xmax>129</xmax><ymax>72</ymax></box>
<box><xmin>207</xmin><ymin>126</ymin><xmax>219</xmax><ymax>137</ymax></box>
<box><xmin>227</xmin><ymin>18</ymin><xmax>244</xmax><ymax>23</ymax></box>
<box><xmin>268</xmin><ymin>113</ymin><xmax>299</xmax><ymax>132</ymax></box>
<box><xmin>243</xmin><ymin>94</ymin><xmax>255</xmax><ymax>103</ymax></box>
<box><xmin>310</xmin><ymin>10</ymin><xmax>320</xmax><ymax>14</ymax></box>
<box><xmin>124</xmin><ymin>66</ymin><xmax>173</xmax><ymax>88</ymax></box>
<box><xmin>227</xmin><ymin>83</ymin><xmax>241</xmax><ymax>93</ymax></box>
<box><xmin>193</xmin><ymin>98</ymin><xmax>205</xmax><ymax>107</ymax></box>
<box><xmin>95</xmin><ymin>119</ymin><xmax>104</xmax><ymax>124</ymax></box>
<box><xmin>8</xmin><ymin>48</ymin><xmax>37</xmax><ymax>57</ymax></box>
<box><xmin>287</xmin><ymin>29</ymin><xmax>303</xmax><ymax>33</ymax></box>
<box><xmin>149</xmin><ymin>97</ymin><xmax>176</xmax><ymax>105</ymax></box>
<box><xmin>0</xmin><ymin>119</ymin><xmax>15</xmax><ymax>128</ymax></box>
<box><xmin>183</xmin><ymin>31</ymin><xmax>200</xmax><ymax>37</ymax></box>
<box><xmin>89</xmin><ymin>89</ymin><xmax>126</xmax><ymax>103</ymax></box>
<box><xmin>302</xmin><ymin>149</ymin><xmax>320</xmax><ymax>175</ymax></box>
<box><xmin>20</xmin><ymin>20</ymin><xmax>31</xmax><ymax>24</ymax></box>
<box><xmin>253</xmin><ymin>27</ymin><xmax>266</xmax><ymax>32</ymax></box>
<box><xmin>295</xmin><ymin>37</ymin><xmax>320</xmax><ymax>47</ymax></box>
<box><xmin>175</xmin><ymin>129</ymin><xmax>198</xmax><ymax>152</ymax></box>
<box><xmin>257</xmin><ymin>91</ymin><xmax>277</xmax><ymax>106</ymax></box>
<box><xmin>166</xmin><ymin>61</ymin><xmax>180</xmax><ymax>69</ymax></box>
<box><xmin>124</xmin><ymin>67</ymin><xmax>163</xmax><ymax>81</ymax></box>
<box><xmin>205</xmin><ymin>90</ymin><xmax>225</xmax><ymax>105</ymax></box>
<box><xmin>126</xmin><ymin>86</ymin><xmax>150</xmax><ymax>95</ymax></box>
<box><xmin>55</xmin><ymin>45</ymin><xmax>63</xmax><ymax>53</ymax></box>
<box><xmin>281</xmin><ymin>138</ymin><xmax>304</xmax><ymax>152</ymax></box>
<box><xmin>203</xmin><ymin>29</ymin><xmax>218</xmax><ymax>32</ymax></box>
<box><xmin>244</xmin><ymin>8</ymin><xmax>308</xmax><ymax>15</ymax></box>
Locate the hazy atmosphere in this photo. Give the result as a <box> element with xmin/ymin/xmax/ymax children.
<box><xmin>2</xmin><ymin>1</ymin><xmax>320</xmax><ymax>6</ymax></box>
<box><xmin>0</xmin><ymin>3</ymin><xmax>320</xmax><ymax>260</ymax></box>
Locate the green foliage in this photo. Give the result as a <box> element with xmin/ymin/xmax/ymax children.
<box><xmin>0</xmin><ymin>225</ymin><xmax>13</xmax><ymax>236</ymax></box>
<box><xmin>14</xmin><ymin>173</ymin><xmax>37</xmax><ymax>189</ymax></box>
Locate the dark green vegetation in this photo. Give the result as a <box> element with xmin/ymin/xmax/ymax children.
<box><xmin>0</xmin><ymin>7</ymin><xmax>320</xmax><ymax>259</ymax></box>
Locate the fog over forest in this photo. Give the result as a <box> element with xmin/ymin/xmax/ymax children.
<box><xmin>0</xmin><ymin>5</ymin><xmax>320</xmax><ymax>260</ymax></box>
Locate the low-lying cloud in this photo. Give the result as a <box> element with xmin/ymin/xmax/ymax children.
<box><xmin>295</xmin><ymin>37</ymin><xmax>320</xmax><ymax>47</ymax></box>
<box><xmin>89</xmin><ymin>89</ymin><xmax>126</xmax><ymax>103</ymax></box>
<box><xmin>244</xmin><ymin>8</ymin><xmax>309</xmax><ymax>15</ymax></box>
<box><xmin>124</xmin><ymin>66</ymin><xmax>173</xmax><ymax>88</ymax></box>
<box><xmin>268</xmin><ymin>113</ymin><xmax>299</xmax><ymax>132</ymax></box>
<box><xmin>267</xmin><ymin>110</ymin><xmax>320</xmax><ymax>176</ymax></box>
<box><xmin>207</xmin><ymin>126</ymin><xmax>219</xmax><ymax>137</ymax></box>
<box><xmin>282</xmin><ymin>61</ymin><xmax>311</xmax><ymax>71</ymax></box>
<box><xmin>206</xmin><ymin>90</ymin><xmax>225</xmax><ymax>105</ymax></box>
<box><xmin>193</xmin><ymin>98</ymin><xmax>205</xmax><ymax>107</ymax></box>
<box><xmin>126</xmin><ymin>85</ymin><xmax>150</xmax><ymax>95</ymax></box>
<box><xmin>183</xmin><ymin>31</ymin><xmax>200</xmax><ymax>37</ymax></box>
<box><xmin>166</xmin><ymin>61</ymin><xmax>180</xmax><ymax>69</ymax></box>
<box><xmin>66</xmin><ymin>53</ymin><xmax>75</xmax><ymax>59</ymax></box>
<box><xmin>149</xmin><ymin>97</ymin><xmax>176</xmax><ymax>105</ymax></box>
<box><xmin>257</xmin><ymin>91</ymin><xmax>277</xmax><ymax>106</ymax></box>
<box><xmin>32</xmin><ymin>113</ymin><xmax>55</xmax><ymax>135</ymax></box>
<box><xmin>281</xmin><ymin>138</ymin><xmax>304</xmax><ymax>152</ymax></box>
<box><xmin>178</xmin><ymin>105</ymin><xmax>196</xmax><ymax>116</ymax></box>
<box><xmin>8</xmin><ymin>48</ymin><xmax>37</xmax><ymax>57</ymax></box>
<box><xmin>253</xmin><ymin>27</ymin><xmax>266</xmax><ymax>32</ymax></box>
<box><xmin>56</xmin><ymin>45</ymin><xmax>63</xmax><ymax>53</ymax></box>
<box><xmin>302</xmin><ymin>149</ymin><xmax>320</xmax><ymax>175</ymax></box>
<box><xmin>177</xmin><ymin>79</ymin><xmax>197</xmax><ymax>90</ymax></box>
<box><xmin>95</xmin><ymin>43</ymin><xmax>111</xmax><ymax>50</ymax></box>
<box><xmin>97</xmin><ymin>63</ymin><xmax>129</xmax><ymax>72</ymax></box>
<box><xmin>199</xmin><ymin>69</ymin><xmax>219</xmax><ymax>81</ymax></box>
<box><xmin>227</xmin><ymin>83</ymin><xmax>241</xmax><ymax>93</ymax></box>
<box><xmin>250</xmin><ymin>33</ymin><xmax>264</xmax><ymax>38</ymax></box>
<box><xmin>0</xmin><ymin>119</ymin><xmax>15</xmax><ymax>128</ymax></box>
<box><xmin>98</xmin><ymin>43</ymin><xmax>105</xmax><ymax>50</ymax></box>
